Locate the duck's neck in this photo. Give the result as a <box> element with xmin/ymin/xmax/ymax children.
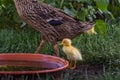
<box><xmin>13</xmin><ymin>0</ymin><xmax>29</xmax><ymax>4</ymax></box>
<box><xmin>13</xmin><ymin>0</ymin><xmax>32</xmax><ymax>2</ymax></box>
<box><xmin>13</xmin><ymin>0</ymin><xmax>38</xmax><ymax>6</ymax></box>
<box><xmin>14</xmin><ymin>0</ymin><xmax>25</xmax><ymax>6</ymax></box>
<box><xmin>13</xmin><ymin>0</ymin><xmax>38</xmax><ymax>2</ymax></box>
<box><xmin>13</xmin><ymin>0</ymin><xmax>29</xmax><ymax>17</ymax></box>
<box><xmin>13</xmin><ymin>0</ymin><xmax>37</xmax><ymax>4</ymax></box>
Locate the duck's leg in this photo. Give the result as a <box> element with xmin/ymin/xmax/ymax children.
<box><xmin>53</xmin><ymin>44</ymin><xmax>60</xmax><ymax>56</ymax></box>
<box><xmin>35</xmin><ymin>39</ymin><xmax>46</xmax><ymax>53</ymax></box>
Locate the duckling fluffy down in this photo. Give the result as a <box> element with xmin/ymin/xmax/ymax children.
<box><xmin>62</xmin><ymin>46</ymin><xmax>82</xmax><ymax>60</ymax></box>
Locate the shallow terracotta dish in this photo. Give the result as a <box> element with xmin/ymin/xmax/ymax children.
<box><xmin>0</xmin><ymin>53</ymin><xmax>68</xmax><ymax>74</ymax></box>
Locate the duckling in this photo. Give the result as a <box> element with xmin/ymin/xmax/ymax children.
<box><xmin>61</xmin><ymin>38</ymin><xmax>82</xmax><ymax>69</ymax></box>
<box><xmin>85</xmin><ymin>27</ymin><xmax>97</xmax><ymax>34</ymax></box>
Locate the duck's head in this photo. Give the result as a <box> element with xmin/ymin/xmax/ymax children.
<box><xmin>61</xmin><ymin>38</ymin><xmax>72</xmax><ymax>46</ymax></box>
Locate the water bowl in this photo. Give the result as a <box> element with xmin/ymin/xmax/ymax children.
<box><xmin>0</xmin><ymin>53</ymin><xmax>68</xmax><ymax>80</ymax></box>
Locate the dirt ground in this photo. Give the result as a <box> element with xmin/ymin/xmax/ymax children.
<box><xmin>67</xmin><ymin>64</ymin><xmax>104</xmax><ymax>80</ymax></box>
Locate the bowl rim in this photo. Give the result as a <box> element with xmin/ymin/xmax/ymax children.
<box><xmin>0</xmin><ymin>53</ymin><xmax>69</xmax><ymax>74</ymax></box>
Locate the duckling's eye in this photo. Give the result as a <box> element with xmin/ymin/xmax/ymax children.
<box><xmin>63</xmin><ymin>41</ymin><xmax>66</xmax><ymax>43</ymax></box>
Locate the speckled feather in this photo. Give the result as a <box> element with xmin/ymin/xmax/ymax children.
<box><xmin>13</xmin><ymin>0</ymin><xmax>94</xmax><ymax>45</ymax></box>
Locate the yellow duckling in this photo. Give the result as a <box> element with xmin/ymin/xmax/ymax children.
<box><xmin>61</xmin><ymin>38</ymin><xmax>82</xmax><ymax>69</ymax></box>
<box><xmin>86</xmin><ymin>27</ymin><xmax>97</xmax><ymax>34</ymax></box>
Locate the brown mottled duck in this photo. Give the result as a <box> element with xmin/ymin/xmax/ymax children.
<box><xmin>13</xmin><ymin>0</ymin><xmax>95</xmax><ymax>56</ymax></box>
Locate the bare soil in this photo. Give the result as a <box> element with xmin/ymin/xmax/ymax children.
<box><xmin>68</xmin><ymin>64</ymin><xmax>104</xmax><ymax>80</ymax></box>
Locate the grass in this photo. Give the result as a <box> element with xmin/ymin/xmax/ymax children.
<box><xmin>0</xmin><ymin>27</ymin><xmax>55</xmax><ymax>55</ymax></box>
<box><xmin>0</xmin><ymin>20</ymin><xmax>120</xmax><ymax>80</ymax></box>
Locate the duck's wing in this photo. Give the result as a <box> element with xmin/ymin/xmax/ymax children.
<box><xmin>34</xmin><ymin>1</ymin><xmax>76</xmax><ymax>26</ymax></box>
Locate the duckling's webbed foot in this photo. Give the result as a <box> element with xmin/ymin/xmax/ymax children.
<box><xmin>69</xmin><ymin>60</ymin><xmax>77</xmax><ymax>69</ymax></box>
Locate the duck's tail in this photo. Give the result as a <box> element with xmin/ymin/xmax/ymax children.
<box><xmin>78</xmin><ymin>21</ymin><xmax>95</xmax><ymax>33</ymax></box>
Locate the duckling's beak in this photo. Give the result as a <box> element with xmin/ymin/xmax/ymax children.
<box><xmin>59</xmin><ymin>42</ymin><xmax>63</xmax><ymax>45</ymax></box>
